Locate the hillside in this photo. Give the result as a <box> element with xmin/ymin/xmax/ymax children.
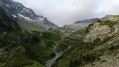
<box><xmin>18</xmin><ymin>17</ymin><xmax>47</xmax><ymax>32</ymax></box>
<box><xmin>0</xmin><ymin>7</ymin><xmax>61</xmax><ymax>67</ymax></box>
<box><xmin>0</xmin><ymin>7</ymin><xmax>20</xmax><ymax>31</ymax></box>
<box><xmin>1</xmin><ymin>0</ymin><xmax>119</xmax><ymax>67</ymax></box>
<box><xmin>53</xmin><ymin>15</ymin><xmax>119</xmax><ymax>67</ymax></box>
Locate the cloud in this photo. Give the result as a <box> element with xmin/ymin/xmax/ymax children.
<box><xmin>13</xmin><ymin>0</ymin><xmax>119</xmax><ymax>26</ymax></box>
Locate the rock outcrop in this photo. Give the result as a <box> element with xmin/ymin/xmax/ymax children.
<box><xmin>83</xmin><ymin>15</ymin><xmax>119</xmax><ymax>42</ymax></box>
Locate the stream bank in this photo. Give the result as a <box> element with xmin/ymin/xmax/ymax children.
<box><xmin>45</xmin><ymin>44</ymin><xmax>62</xmax><ymax>67</ymax></box>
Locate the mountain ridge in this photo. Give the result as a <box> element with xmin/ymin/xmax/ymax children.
<box><xmin>75</xmin><ymin>18</ymin><xmax>100</xmax><ymax>24</ymax></box>
<box><xmin>0</xmin><ymin>0</ymin><xmax>58</xmax><ymax>30</ymax></box>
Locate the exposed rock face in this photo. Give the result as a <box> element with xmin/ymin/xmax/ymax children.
<box><xmin>0</xmin><ymin>7</ymin><xmax>20</xmax><ymax>31</ymax></box>
<box><xmin>83</xmin><ymin>34</ymin><xmax>119</xmax><ymax>67</ymax></box>
<box><xmin>0</xmin><ymin>0</ymin><xmax>58</xmax><ymax>30</ymax></box>
<box><xmin>83</xmin><ymin>15</ymin><xmax>119</xmax><ymax>42</ymax></box>
<box><xmin>84</xmin><ymin>22</ymin><xmax>111</xmax><ymax>42</ymax></box>
<box><xmin>52</xmin><ymin>15</ymin><xmax>119</xmax><ymax>67</ymax></box>
<box><xmin>82</xmin><ymin>15</ymin><xmax>119</xmax><ymax>67</ymax></box>
<box><xmin>0</xmin><ymin>0</ymin><xmax>40</xmax><ymax>19</ymax></box>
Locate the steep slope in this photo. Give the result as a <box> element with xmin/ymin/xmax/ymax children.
<box><xmin>0</xmin><ymin>7</ymin><xmax>20</xmax><ymax>31</ymax></box>
<box><xmin>0</xmin><ymin>7</ymin><xmax>61</xmax><ymax>67</ymax></box>
<box><xmin>84</xmin><ymin>15</ymin><xmax>119</xmax><ymax>42</ymax></box>
<box><xmin>18</xmin><ymin>18</ymin><xmax>47</xmax><ymax>32</ymax></box>
<box><xmin>0</xmin><ymin>0</ymin><xmax>58</xmax><ymax>30</ymax></box>
<box><xmin>53</xmin><ymin>15</ymin><xmax>119</xmax><ymax>67</ymax></box>
<box><xmin>82</xmin><ymin>15</ymin><xmax>119</xmax><ymax>67</ymax></box>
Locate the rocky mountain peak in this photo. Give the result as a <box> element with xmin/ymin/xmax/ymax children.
<box><xmin>0</xmin><ymin>0</ymin><xmax>58</xmax><ymax>30</ymax></box>
<box><xmin>0</xmin><ymin>0</ymin><xmax>42</xmax><ymax>19</ymax></box>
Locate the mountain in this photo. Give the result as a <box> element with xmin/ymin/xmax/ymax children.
<box><xmin>0</xmin><ymin>7</ymin><xmax>61</xmax><ymax>67</ymax></box>
<box><xmin>75</xmin><ymin>18</ymin><xmax>100</xmax><ymax>24</ymax></box>
<box><xmin>53</xmin><ymin>15</ymin><xmax>119</xmax><ymax>67</ymax></box>
<box><xmin>55</xmin><ymin>16</ymin><xmax>114</xmax><ymax>36</ymax></box>
<box><xmin>101</xmin><ymin>15</ymin><xmax>116</xmax><ymax>19</ymax></box>
<box><xmin>56</xmin><ymin>23</ymin><xmax>89</xmax><ymax>36</ymax></box>
<box><xmin>0</xmin><ymin>0</ymin><xmax>58</xmax><ymax>30</ymax></box>
<box><xmin>2</xmin><ymin>0</ymin><xmax>119</xmax><ymax>67</ymax></box>
<box><xmin>56</xmin><ymin>18</ymin><xmax>100</xmax><ymax>35</ymax></box>
<box><xmin>82</xmin><ymin>15</ymin><xmax>119</xmax><ymax>67</ymax></box>
<box><xmin>18</xmin><ymin>17</ymin><xmax>47</xmax><ymax>32</ymax></box>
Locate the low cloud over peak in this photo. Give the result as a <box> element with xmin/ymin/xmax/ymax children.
<box><xmin>13</xmin><ymin>0</ymin><xmax>119</xmax><ymax>26</ymax></box>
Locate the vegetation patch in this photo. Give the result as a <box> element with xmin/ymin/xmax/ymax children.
<box><xmin>54</xmin><ymin>36</ymin><xmax>116</xmax><ymax>67</ymax></box>
<box><xmin>100</xmin><ymin>20</ymin><xmax>117</xmax><ymax>28</ymax></box>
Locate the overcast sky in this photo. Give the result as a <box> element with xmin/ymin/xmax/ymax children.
<box><xmin>13</xmin><ymin>0</ymin><xmax>119</xmax><ymax>26</ymax></box>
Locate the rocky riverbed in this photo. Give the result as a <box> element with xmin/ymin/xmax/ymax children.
<box><xmin>45</xmin><ymin>44</ymin><xmax>62</xmax><ymax>67</ymax></box>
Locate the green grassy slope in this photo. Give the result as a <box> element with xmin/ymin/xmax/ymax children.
<box><xmin>18</xmin><ymin>18</ymin><xmax>47</xmax><ymax>32</ymax></box>
<box><xmin>0</xmin><ymin>7</ymin><xmax>62</xmax><ymax>67</ymax></box>
<box><xmin>54</xmin><ymin>36</ymin><xmax>118</xmax><ymax>67</ymax></box>
<box><xmin>53</xmin><ymin>18</ymin><xmax>119</xmax><ymax>67</ymax></box>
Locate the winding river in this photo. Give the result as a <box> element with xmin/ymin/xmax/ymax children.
<box><xmin>45</xmin><ymin>44</ymin><xmax>62</xmax><ymax>67</ymax></box>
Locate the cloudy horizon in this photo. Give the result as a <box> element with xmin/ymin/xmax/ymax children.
<box><xmin>13</xmin><ymin>0</ymin><xmax>119</xmax><ymax>26</ymax></box>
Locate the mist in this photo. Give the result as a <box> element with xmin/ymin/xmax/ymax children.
<box><xmin>13</xmin><ymin>0</ymin><xmax>119</xmax><ymax>26</ymax></box>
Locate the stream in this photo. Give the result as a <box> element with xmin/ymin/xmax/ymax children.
<box><xmin>45</xmin><ymin>44</ymin><xmax>62</xmax><ymax>67</ymax></box>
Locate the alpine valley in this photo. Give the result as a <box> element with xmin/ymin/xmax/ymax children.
<box><xmin>0</xmin><ymin>0</ymin><xmax>119</xmax><ymax>67</ymax></box>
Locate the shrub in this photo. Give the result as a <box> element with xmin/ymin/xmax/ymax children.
<box><xmin>100</xmin><ymin>20</ymin><xmax>117</xmax><ymax>28</ymax></box>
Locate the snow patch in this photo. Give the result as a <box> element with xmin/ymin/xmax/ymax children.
<box><xmin>12</xmin><ymin>15</ymin><xmax>17</xmax><ymax>17</ymax></box>
<box><xmin>18</xmin><ymin>14</ymin><xmax>34</xmax><ymax>22</ymax></box>
<box><xmin>18</xmin><ymin>14</ymin><xmax>44</xmax><ymax>24</ymax></box>
<box><xmin>6</xmin><ymin>4</ymin><xmax>9</xmax><ymax>7</ymax></box>
<box><xmin>26</xmin><ymin>9</ymin><xmax>29</xmax><ymax>12</ymax></box>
